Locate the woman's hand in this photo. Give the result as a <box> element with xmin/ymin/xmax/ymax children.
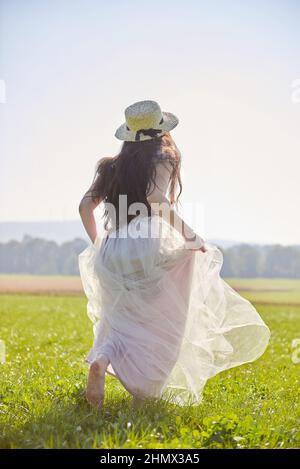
<box><xmin>192</xmin><ymin>243</ymin><xmax>207</xmax><ymax>253</ymax></box>
<box><xmin>184</xmin><ymin>233</ymin><xmax>207</xmax><ymax>252</ymax></box>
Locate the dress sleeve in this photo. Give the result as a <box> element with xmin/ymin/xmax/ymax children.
<box><xmin>147</xmin><ymin>159</ymin><xmax>173</xmax><ymax>198</ymax></box>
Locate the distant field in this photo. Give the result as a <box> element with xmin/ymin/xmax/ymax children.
<box><xmin>227</xmin><ymin>278</ymin><xmax>300</xmax><ymax>305</ymax></box>
<box><xmin>1</xmin><ymin>274</ymin><xmax>300</xmax><ymax>304</ymax></box>
<box><xmin>0</xmin><ymin>276</ymin><xmax>299</xmax><ymax>448</ymax></box>
<box><xmin>0</xmin><ymin>274</ymin><xmax>82</xmax><ymax>295</ymax></box>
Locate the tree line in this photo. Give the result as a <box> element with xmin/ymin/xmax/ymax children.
<box><xmin>0</xmin><ymin>235</ymin><xmax>300</xmax><ymax>278</ymax></box>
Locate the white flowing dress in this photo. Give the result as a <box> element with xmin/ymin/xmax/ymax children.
<box><xmin>78</xmin><ymin>160</ymin><xmax>270</xmax><ymax>406</ymax></box>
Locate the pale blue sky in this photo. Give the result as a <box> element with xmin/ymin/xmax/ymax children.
<box><xmin>1</xmin><ymin>0</ymin><xmax>300</xmax><ymax>244</ymax></box>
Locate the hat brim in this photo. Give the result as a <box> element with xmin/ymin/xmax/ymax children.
<box><xmin>114</xmin><ymin>111</ymin><xmax>179</xmax><ymax>142</ymax></box>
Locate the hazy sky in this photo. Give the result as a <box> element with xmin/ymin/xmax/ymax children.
<box><xmin>1</xmin><ymin>0</ymin><xmax>300</xmax><ymax>244</ymax></box>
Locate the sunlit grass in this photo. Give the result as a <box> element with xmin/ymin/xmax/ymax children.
<box><xmin>0</xmin><ymin>285</ymin><xmax>299</xmax><ymax>449</ymax></box>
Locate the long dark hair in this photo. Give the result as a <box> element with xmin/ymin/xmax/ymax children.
<box><xmin>89</xmin><ymin>132</ymin><xmax>182</xmax><ymax>230</ymax></box>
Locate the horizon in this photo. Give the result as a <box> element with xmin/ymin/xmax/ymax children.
<box><xmin>0</xmin><ymin>219</ymin><xmax>299</xmax><ymax>247</ymax></box>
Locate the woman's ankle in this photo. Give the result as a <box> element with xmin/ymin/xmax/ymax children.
<box><xmin>92</xmin><ymin>354</ymin><xmax>109</xmax><ymax>373</ymax></box>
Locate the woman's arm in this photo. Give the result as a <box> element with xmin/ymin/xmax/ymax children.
<box><xmin>78</xmin><ymin>185</ymin><xmax>101</xmax><ymax>244</ymax></box>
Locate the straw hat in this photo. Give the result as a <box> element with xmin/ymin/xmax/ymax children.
<box><xmin>114</xmin><ymin>100</ymin><xmax>179</xmax><ymax>142</ymax></box>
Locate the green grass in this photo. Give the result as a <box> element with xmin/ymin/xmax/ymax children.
<box><xmin>0</xmin><ymin>281</ymin><xmax>300</xmax><ymax>449</ymax></box>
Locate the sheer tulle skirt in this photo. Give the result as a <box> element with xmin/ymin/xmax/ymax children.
<box><xmin>78</xmin><ymin>215</ymin><xmax>270</xmax><ymax>405</ymax></box>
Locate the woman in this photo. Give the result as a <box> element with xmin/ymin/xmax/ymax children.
<box><xmin>78</xmin><ymin>100</ymin><xmax>270</xmax><ymax>409</ymax></box>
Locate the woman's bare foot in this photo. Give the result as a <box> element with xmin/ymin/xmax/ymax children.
<box><xmin>85</xmin><ymin>355</ymin><xmax>109</xmax><ymax>409</ymax></box>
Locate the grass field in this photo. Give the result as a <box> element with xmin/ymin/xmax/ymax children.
<box><xmin>0</xmin><ymin>276</ymin><xmax>300</xmax><ymax>449</ymax></box>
